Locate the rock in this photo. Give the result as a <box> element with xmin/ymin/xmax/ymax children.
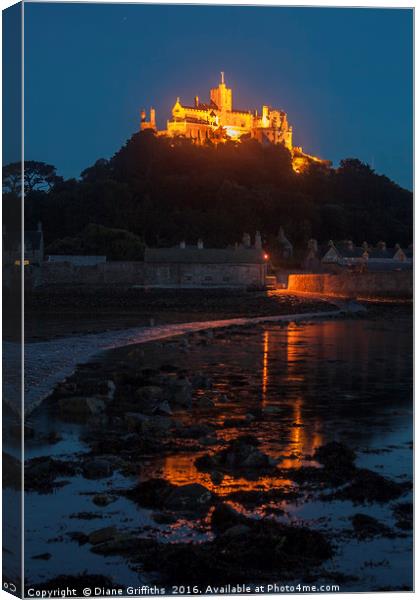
<box><xmin>32</xmin><ymin>553</ymin><xmax>52</xmax><ymax>560</ymax></box>
<box><xmin>55</xmin><ymin>381</ymin><xmax>78</xmax><ymax>397</ymax></box>
<box><xmin>169</xmin><ymin>379</ymin><xmax>192</xmax><ymax>408</ymax></box>
<box><xmin>58</xmin><ymin>397</ymin><xmax>105</xmax><ymax>419</ymax></box>
<box><xmin>92</xmin><ymin>494</ymin><xmax>116</xmax><ymax>507</ymax></box>
<box><xmin>178</xmin><ymin>339</ymin><xmax>190</xmax><ymax>350</ymax></box>
<box><xmin>107</xmin><ymin>380</ymin><xmax>116</xmax><ymax>400</ymax></box>
<box><xmin>223</xmin><ymin>418</ymin><xmax>250</xmax><ymax>428</ymax></box>
<box><xmin>120</xmin><ymin>432</ymin><xmax>141</xmax><ymax>447</ymax></box>
<box><xmin>351</xmin><ymin>514</ymin><xmax>394</xmax><ymax>539</ymax></box>
<box><xmin>192</xmin><ymin>373</ymin><xmax>213</xmax><ymax>389</ymax></box>
<box><xmin>144</xmin><ymin>416</ymin><xmax>175</xmax><ymax>435</ymax></box>
<box><xmin>88</xmin><ymin>526</ymin><xmax>118</xmax><ymax>545</ymax></box>
<box><xmin>25</xmin><ymin>456</ymin><xmax>76</xmax><ymax>492</ymax></box>
<box><xmin>262</xmin><ymin>406</ymin><xmax>287</xmax><ymax>415</ymax></box>
<box><xmin>124</xmin><ymin>412</ymin><xmax>149</xmax><ymax>432</ymax></box>
<box><xmin>324</xmin><ymin>468</ymin><xmax>410</xmax><ymax>504</ymax></box>
<box><xmin>160</xmin><ymin>364</ymin><xmax>179</xmax><ymax>373</ymax></box>
<box><xmin>199</xmin><ymin>436</ymin><xmax>218</xmax><ymax>446</ymax></box>
<box><xmin>210</xmin><ymin>471</ymin><xmax>224</xmax><ymax>485</ymax></box>
<box><xmin>226</xmin><ymin>488</ymin><xmax>301</xmax><ymax>508</ymax></box>
<box><xmin>392</xmin><ymin>502</ymin><xmax>413</xmax><ymax>530</ymax></box>
<box><xmin>153</xmin><ymin>400</ymin><xmax>173</xmax><ymax>416</ymax></box>
<box><xmin>139</xmin><ymin>518</ymin><xmax>333</xmax><ymax>585</ymax></box>
<box><xmin>136</xmin><ymin>385</ymin><xmax>163</xmax><ymax>402</ymax></box>
<box><xmin>196</xmin><ymin>435</ymin><xmax>274</xmax><ymax>475</ymax></box>
<box><xmin>211</xmin><ymin>503</ymin><xmax>247</xmax><ymax>534</ymax></box>
<box><xmin>163</xmin><ymin>483</ymin><xmax>214</xmax><ymax>512</ymax></box>
<box><xmin>196</xmin><ymin>397</ymin><xmax>215</xmax><ymax>409</ymax></box>
<box><xmin>90</xmin><ymin>534</ymin><xmax>140</xmax><ymax>555</ymax></box>
<box><xmin>178</xmin><ymin>424</ymin><xmax>213</xmax><ymax>439</ymax></box>
<box><xmin>68</xmin><ymin>531</ymin><xmax>88</xmax><ymax>545</ymax></box>
<box><xmin>221</xmin><ymin>524</ymin><xmax>251</xmax><ymax>538</ymax></box>
<box><xmin>83</xmin><ymin>459</ymin><xmax>113</xmax><ymax>479</ymax></box>
<box><xmin>125</xmin><ymin>478</ymin><xmax>175</xmax><ymax>508</ymax></box>
<box><xmin>314</xmin><ymin>442</ymin><xmax>356</xmax><ymax>470</ymax></box>
<box><xmin>241</xmin><ymin>448</ymin><xmax>270</xmax><ymax>468</ymax></box>
<box><xmin>69</xmin><ymin>512</ymin><xmax>102</xmax><ymax>520</ymax></box>
<box><xmin>152</xmin><ymin>511</ymin><xmax>178</xmax><ymax>525</ymax></box>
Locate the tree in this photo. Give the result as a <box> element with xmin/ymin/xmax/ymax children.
<box><xmin>3</xmin><ymin>161</ymin><xmax>62</xmax><ymax>194</ymax></box>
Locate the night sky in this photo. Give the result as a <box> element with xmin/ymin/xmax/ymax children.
<box><xmin>21</xmin><ymin>4</ymin><xmax>413</xmax><ymax>189</ymax></box>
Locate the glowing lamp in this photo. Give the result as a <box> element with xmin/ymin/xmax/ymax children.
<box><xmin>264</xmin><ymin>253</ymin><xmax>269</xmax><ymax>260</ymax></box>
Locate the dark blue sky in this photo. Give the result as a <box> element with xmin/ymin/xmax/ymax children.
<box><xmin>23</xmin><ymin>4</ymin><xmax>413</xmax><ymax>189</ymax></box>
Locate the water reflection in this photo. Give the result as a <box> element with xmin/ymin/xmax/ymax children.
<box><xmin>142</xmin><ymin>317</ymin><xmax>411</xmax><ymax>497</ymax></box>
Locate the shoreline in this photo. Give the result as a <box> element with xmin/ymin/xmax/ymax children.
<box><xmin>4</xmin><ymin>292</ymin><xmax>341</xmax><ymax>417</ymax></box>
<box><xmin>20</xmin><ymin>310</ymin><xmax>413</xmax><ymax>592</ymax></box>
<box><xmin>8</xmin><ymin>303</ymin><xmax>347</xmax><ymax>417</ymax></box>
<box><xmin>5</xmin><ymin>294</ymin><xmax>411</xmax><ymax>417</ymax></box>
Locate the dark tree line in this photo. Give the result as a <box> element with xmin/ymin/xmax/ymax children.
<box><xmin>3</xmin><ymin>131</ymin><xmax>413</xmax><ymax>259</ymax></box>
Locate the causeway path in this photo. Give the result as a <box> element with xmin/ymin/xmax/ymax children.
<box><xmin>4</xmin><ymin>298</ymin><xmax>366</xmax><ymax>416</ymax></box>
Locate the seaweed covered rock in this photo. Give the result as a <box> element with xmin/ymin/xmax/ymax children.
<box><xmin>350</xmin><ymin>514</ymin><xmax>394</xmax><ymax>539</ymax></box>
<box><xmin>314</xmin><ymin>442</ymin><xmax>356</xmax><ymax>471</ymax></box>
<box><xmin>211</xmin><ymin>503</ymin><xmax>248</xmax><ymax>534</ymax></box>
<box><xmin>195</xmin><ymin>435</ymin><xmax>276</xmax><ymax>476</ymax></box>
<box><xmin>392</xmin><ymin>502</ymin><xmax>413</xmax><ymax>530</ymax></box>
<box><xmin>58</xmin><ymin>396</ymin><xmax>106</xmax><ymax>420</ymax></box>
<box><xmin>325</xmin><ymin>469</ymin><xmax>410</xmax><ymax>504</ymax></box>
<box><xmin>25</xmin><ymin>456</ymin><xmax>77</xmax><ymax>493</ymax></box>
<box><xmin>125</xmin><ymin>478</ymin><xmax>215</xmax><ymax>514</ymax></box>
<box><xmin>285</xmin><ymin>441</ymin><xmax>410</xmax><ymax>504</ymax></box>
<box><xmin>137</xmin><ymin>513</ymin><xmax>333</xmax><ymax>584</ymax></box>
<box><xmin>124</xmin><ymin>478</ymin><xmax>175</xmax><ymax>508</ymax></box>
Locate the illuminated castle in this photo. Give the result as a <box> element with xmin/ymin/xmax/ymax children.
<box><xmin>140</xmin><ymin>73</ymin><xmax>330</xmax><ymax>172</ymax></box>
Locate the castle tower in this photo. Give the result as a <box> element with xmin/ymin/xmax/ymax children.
<box><xmin>210</xmin><ymin>72</ymin><xmax>232</xmax><ymax>112</ymax></box>
<box><xmin>140</xmin><ymin>107</ymin><xmax>156</xmax><ymax>131</ymax></box>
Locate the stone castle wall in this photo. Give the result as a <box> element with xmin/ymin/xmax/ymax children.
<box><xmin>287</xmin><ymin>272</ymin><xmax>413</xmax><ymax>299</ymax></box>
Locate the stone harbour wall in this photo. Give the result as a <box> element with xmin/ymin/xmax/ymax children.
<box><xmin>23</xmin><ymin>261</ymin><xmax>266</xmax><ymax>288</ymax></box>
<box><xmin>40</xmin><ymin>261</ymin><xmax>146</xmax><ymax>286</ymax></box>
<box><xmin>287</xmin><ymin>271</ymin><xmax>413</xmax><ymax>299</ymax></box>
<box><xmin>144</xmin><ymin>262</ymin><xmax>266</xmax><ymax>288</ymax></box>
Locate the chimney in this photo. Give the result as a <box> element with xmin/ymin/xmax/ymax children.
<box><xmin>37</xmin><ymin>221</ymin><xmax>43</xmax><ymax>232</ymax></box>
<box><xmin>180</xmin><ymin>240</ymin><xmax>186</xmax><ymax>249</ymax></box>
<box><xmin>194</xmin><ymin>96</ymin><xmax>199</xmax><ymax>108</ymax></box>
<box><xmin>197</xmin><ymin>239</ymin><xmax>204</xmax><ymax>249</ymax></box>
<box><xmin>242</xmin><ymin>233</ymin><xmax>251</xmax><ymax>248</ymax></box>
<box><xmin>255</xmin><ymin>231</ymin><xmax>262</xmax><ymax>250</ymax></box>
